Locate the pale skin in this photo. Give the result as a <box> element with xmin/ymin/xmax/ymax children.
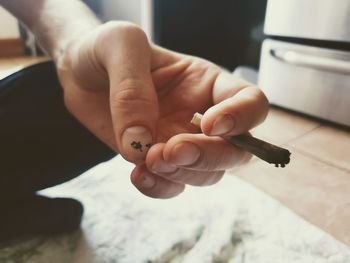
<box><xmin>1</xmin><ymin>0</ymin><xmax>269</xmax><ymax>198</ymax></box>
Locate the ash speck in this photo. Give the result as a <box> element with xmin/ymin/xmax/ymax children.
<box><xmin>131</xmin><ymin>141</ymin><xmax>143</xmax><ymax>152</ymax></box>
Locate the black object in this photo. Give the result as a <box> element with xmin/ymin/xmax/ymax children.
<box><xmin>0</xmin><ymin>61</ymin><xmax>115</xmax><ymax>241</ymax></box>
<box><xmin>228</xmin><ymin>134</ymin><xmax>291</xmax><ymax>168</ymax></box>
<box><xmin>0</xmin><ymin>196</ymin><xmax>83</xmax><ymax>243</ymax></box>
<box><xmin>153</xmin><ymin>0</ymin><xmax>267</xmax><ymax>70</ymax></box>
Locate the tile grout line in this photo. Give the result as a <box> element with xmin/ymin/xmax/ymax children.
<box><xmin>282</xmin><ymin>123</ymin><xmax>350</xmax><ymax>173</ymax></box>
<box><xmin>282</xmin><ymin>124</ymin><xmax>323</xmax><ymax>146</ymax></box>
<box><xmin>286</xmin><ymin>145</ymin><xmax>350</xmax><ymax>174</ymax></box>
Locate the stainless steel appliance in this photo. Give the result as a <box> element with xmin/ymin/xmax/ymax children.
<box><xmin>259</xmin><ymin>0</ymin><xmax>350</xmax><ymax>126</ymax></box>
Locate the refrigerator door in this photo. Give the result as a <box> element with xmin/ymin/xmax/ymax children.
<box><xmin>264</xmin><ymin>0</ymin><xmax>350</xmax><ymax>42</ymax></box>
<box><xmin>259</xmin><ymin>39</ymin><xmax>350</xmax><ymax>126</ymax></box>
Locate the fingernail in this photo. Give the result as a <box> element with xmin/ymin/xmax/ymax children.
<box><xmin>152</xmin><ymin>159</ymin><xmax>178</xmax><ymax>174</ymax></box>
<box><xmin>210</xmin><ymin>114</ymin><xmax>234</xmax><ymax>136</ymax></box>
<box><xmin>122</xmin><ymin>126</ymin><xmax>152</xmax><ymax>158</ymax></box>
<box><xmin>170</xmin><ymin>142</ymin><xmax>201</xmax><ymax>166</ymax></box>
<box><xmin>139</xmin><ymin>172</ymin><xmax>156</xmax><ymax>188</ymax></box>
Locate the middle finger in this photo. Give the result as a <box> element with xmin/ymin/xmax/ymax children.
<box><xmin>146</xmin><ymin>143</ymin><xmax>224</xmax><ymax>186</ymax></box>
<box><xmin>148</xmin><ymin>134</ymin><xmax>251</xmax><ymax>172</ymax></box>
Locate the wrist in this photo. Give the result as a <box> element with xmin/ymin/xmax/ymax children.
<box><xmin>55</xmin><ymin>26</ymin><xmax>109</xmax><ymax>93</ymax></box>
<box><xmin>52</xmin><ymin>22</ymin><xmax>101</xmax><ymax>65</ymax></box>
<box><xmin>3</xmin><ymin>0</ymin><xmax>101</xmax><ymax>61</ymax></box>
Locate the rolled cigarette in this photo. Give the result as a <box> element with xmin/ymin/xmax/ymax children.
<box><xmin>191</xmin><ymin>113</ymin><xmax>291</xmax><ymax>167</ymax></box>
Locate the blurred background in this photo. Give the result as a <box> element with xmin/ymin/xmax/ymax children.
<box><xmin>0</xmin><ymin>0</ymin><xmax>268</xmax><ymax>70</ymax></box>
<box><xmin>78</xmin><ymin>0</ymin><xmax>267</xmax><ymax>71</ymax></box>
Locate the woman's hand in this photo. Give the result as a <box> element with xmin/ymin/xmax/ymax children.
<box><xmin>56</xmin><ymin>21</ymin><xmax>269</xmax><ymax>198</ymax></box>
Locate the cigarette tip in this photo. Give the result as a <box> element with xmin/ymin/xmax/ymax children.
<box><xmin>191</xmin><ymin>112</ymin><xmax>203</xmax><ymax>127</ymax></box>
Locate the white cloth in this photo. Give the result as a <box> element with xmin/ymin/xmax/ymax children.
<box><xmin>1</xmin><ymin>156</ymin><xmax>349</xmax><ymax>263</ymax></box>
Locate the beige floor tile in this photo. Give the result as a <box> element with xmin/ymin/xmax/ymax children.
<box><xmin>233</xmin><ymin>149</ymin><xmax>350</xmax><ymax>246</ymax></box>
<box><xmin>0</xmin><ymin>58</ymin><xmax>17</xmax><ymax>71</ymax></box>
<box><xmin>0</xmin><ymin>57</ymin><xmax>50</xmax><ymax>79</ymax></box>
<box><xmin>251</xmin><ymin>107</ymin><xmax>321</xmax><ymax>145</ymax></box>
<box><xmin>289</xmin><ymin>125</ymin><xmax>350</xmax><ymax>172</ymax></box>
<box><xmin>10</xmin><ymin>56</ymin><xmax>49</xmax><ymax>67</ymax></box>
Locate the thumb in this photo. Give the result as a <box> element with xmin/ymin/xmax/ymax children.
<box><xmin>100</xmin><ymin>23</ymin><xmax>158</xmax><ymax>163</ymax></box>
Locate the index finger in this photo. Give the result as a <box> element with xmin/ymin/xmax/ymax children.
<box><xmin>201</xmin><ymin>72</ymin><xmax>269</xmax><ymax>136</ymax></box>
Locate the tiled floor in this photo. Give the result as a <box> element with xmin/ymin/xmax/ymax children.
<box><xmin>1</xmin><ymin>57</ymin><xmax>350</xmax><ymax>247</ymax></box>
<box><xmin>237</xmin><ymin>107</ymin><xmax>350</xmax><ymax>247</ymax></box>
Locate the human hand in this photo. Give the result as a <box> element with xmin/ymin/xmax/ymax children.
<box><xmin>56</xmin><ymin>21</ymin><xmax>269</xmax><ymax>198</ymax></box>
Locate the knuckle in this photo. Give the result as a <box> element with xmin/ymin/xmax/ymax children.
<box><xmin>104</xmin><ymin>21</ymin><xmax>147</xmax><ymax>42</ymax></box>
<box><xmin>111</xmin><ymin>80</ymin><xmax>155</xmax><ymax>109</ymax></box>
<box><xmin>96</xmin><ymin>22</ymin><xmax>149</xmax><ymax>59</ymax></box>
<box><xmin>255</xmin><ymin>87</ymin><xmax>269</xmax><ymax>105</ymax></box>
<box><xmin>248</xmin><ymin>86</ymin><xmax>269</xmax><ymax>105</ymax></box>
<box><xmin>248</xmin><ymin>86</ymin><xmax>270</xmax><ymax>122</ymax></box>
<box><xmin>194</xmin><ymin>57</ymin><xmax>220</xmax><ymax>70</ymax></box>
